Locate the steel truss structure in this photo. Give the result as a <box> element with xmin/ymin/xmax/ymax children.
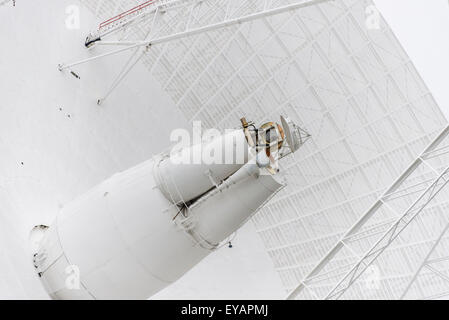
<box><xmin>288</xmin><ymin>125</ymin><xmax>449</xmax><ymax>299</ymax></box>
<box><xmin>76</xmin><ymin>0</ymin><xmax>448</xmax><ymax>299</ymax></box>
<box><xmin>61</xmin><ymin>0</ymin><xmax>329</xmax><ymax>103</ymax></box>
<box><xmin>400</xmin><ymin>219</ymin><xmax>449</xmax><ymax>300</ymax></box>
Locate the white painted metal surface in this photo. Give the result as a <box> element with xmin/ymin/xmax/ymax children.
<box><xmin>154</xmin><ymin>129</ymin><xmax>249</xmax><ymax>204</ymax></box>
<box><xmin>33</xmin><ymin>124</ymin><xmax>290</xmax><ymax>299</ymax></box>
<box><xmin>287</xmin><ymin>125</ymin><xmax>449</xmax><ymax>299</ymax></box>
<box><xmin>62</xmin><ymin>0</ymin><xmax>329</xmax><ymax>70</ymax></box>
<box><xmin>78</xmin><ymin>0</ymin><xmax>449</xmax><ymax>299</ymax></box>
<box><xmin>1</xmin><ymin>0</ymin><xmax>448</xmax><ymax>300</ymax></box>
<box><xmin>191</xmin><ymin>160</ymin><xmax>285</xmax><ymax>245</ymax></box>
<box><xmin>0</xmin><ymin>0</ymin><xmax>285</xmax><ymax>299</ymax></box>
<box><xmin>37</xmin><ymin>159</ymin><xmax>207</xmax><ymax>299</ymax></box>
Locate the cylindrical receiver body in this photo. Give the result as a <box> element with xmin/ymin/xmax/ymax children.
<box><xmin>154</xmin><ymin>129</ymin><xmax>250</xmax><ymax>204</ymax></box>
<box><xmin>36</xmin><ymin>160</ymin><xmax>210</xmax><ymax>299</ymax></box>
<box><xmin>190</xmin><ymin>161</ymin><xmax>284</xmax><ymax>244</ymax></box>
<box><xmin>34</xmin><ymin>158</ymin><xmax>283</xmax><ymax>299</ymax></box>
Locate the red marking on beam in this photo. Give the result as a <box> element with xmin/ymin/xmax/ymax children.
<box><xmin>99</xmin><ymin>0</ymin><xmax>158</xmax><ymax>30</ymax></box>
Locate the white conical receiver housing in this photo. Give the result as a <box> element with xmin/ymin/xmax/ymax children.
<box><xmin>32</xmin><ymin>117</ymin><xmax>305</xmax><ymax>299</ymax></box>
<box><xmin>154</xmin><ymin>129</ymin><xmax>251</xmax><ymax>204</ymax></box>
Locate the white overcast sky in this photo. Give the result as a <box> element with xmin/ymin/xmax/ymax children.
<box><xmin>375</xmin><ymin>0</ymin><xmax>449</xmax><ymax>117</ymax></box>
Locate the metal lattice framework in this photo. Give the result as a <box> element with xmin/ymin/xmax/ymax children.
<box><xmin>76</xmin><ymin>0</ymin><xmax>449</xmax><ymax>299</ymax></box>
<box><xmin>288</xmin><ymin>125</ymin><xmax>449</xmax><ymax>299</ymax></box>
<box><xmin>400</xmin><ymin>220</ymin><xmax>449</xmax><ymax>300</ymax></box>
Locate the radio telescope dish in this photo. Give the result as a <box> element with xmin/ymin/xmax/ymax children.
<box><xmin>1</xmin><ymin>0</ymin><xmax>449</xmax><ymax>301</ymax></box>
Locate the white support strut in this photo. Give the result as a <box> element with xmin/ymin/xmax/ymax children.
<box><xmin>324</xmin><ymin>166</ymin><xmax>449</xmax><ymax>299</ymax></box>
<box><xmin>399</xmin><ymin>221</ymin><xmax>449</xmax><ymax>300</ymax></box>
<box><xmin>287</xmin><ymin>125</ymin><xmax>449</xmax><ymax>300</ymax></box>
<box><xmin>58</xmin><ymin>0</ymin><xmax>331</xmax><ymax>71</ymax></box>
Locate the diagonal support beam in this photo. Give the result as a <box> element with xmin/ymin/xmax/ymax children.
<box><xmin>400</xmin><ymin>221</ymin><xmax>449</xmax><ymax>300</ymax></box>
<box><xmin>58</xmin><ymin>0</ymin><xmax>331</xmax><ymax>71</ymax></box>
<box><xmin>287</xmin><ymin>125</ymin><xmax>449</xmax><ymax>300</ymax></box>
<box><xmin>323</xmin><ymin>167</ymin><xmax>449</xmax><ymax>300</ymax></box>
